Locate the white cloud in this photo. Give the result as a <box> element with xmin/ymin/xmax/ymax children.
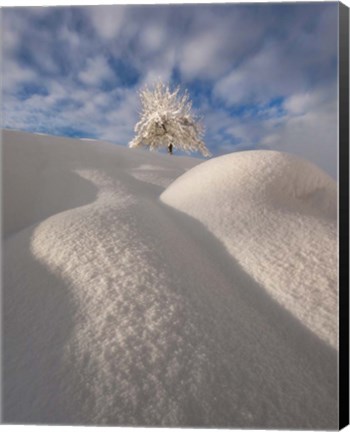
<box><xmin>261</xmin><ymin>86</ymin><xmax>337</xmax><ymax>178</ymax></box>
<box><xmin>86</xmin><ymin>5</ymin><xmax>126</xmax><ymax>41</ymax></box>
<box><xmin>3</xmin><ymin>74</ymin><xmax>140</xmax><ymax>148</ymax></box>
<box><xmin>2</xmin><ymin>59</ymin><xmax>38</xmax><ymax>93</ymax></box>
<box><xmin>178</xmin><ymin>8</ymin><xmax>266</xmax><ymax>81</ymax></box>
<box><xmin>214</xmin><ymin>41</ymin><xmax>306</xmax><ymax>106</ymax></box>
<box><xmin>214</xmin><ymin>5</ymin><xmax>337</xmax><ymax>108</ymax></box>
<box><xmin>179</xmin><ymin>30</ymin><xmax>228</xmax><ymax>80</ymax></box>
<box><xmin>214</xmin><ymin>71</ymin><xmax>246</xmax><ymax>105</ymax></box>
<box><xmin>60</xmin><ymin>26</ymin><xmax>81</xmax><ymax>49</ymax></box>
<box><xmin>2</xmin><ymin>23</ymin><xmax>19</xmax><ymax>54</ymax></box>
<box><xmin>284</xmin><ymin>90</ymin><xmax>327</xmax><ymax>115</ymax></box>
<box><xmin>78</xmin><ymin>56</ymin><xmax>115</xmax><ymax>86</ymax></box>
<box><xmin>139</xmin><ymin>25</ymin><xmax>166</xmax><ymax>53</ymax></box>
<box><xmin>140</xmin><ymin>50</ymin><xmax>176</xmax><ymax>87</ymax></box>
<box><xmin>204</xmin><ymin>81</ymin><xmax>338</xmax><ymax>178</ymax></box>
<box><xmin>1</xmin><ymin>9</ymin><xmax>31</xmax><ymax>56</ymax></box>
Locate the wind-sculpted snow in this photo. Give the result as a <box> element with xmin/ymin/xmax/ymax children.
<box><xmin>2</xmin><ymin>130</ymin><xmax>338</xmax><ymax>428</ymax></box>
<box><xmin>161</xmin><ymin>150</ymin><xmax>338</xmax><ymax>348</ymax></box>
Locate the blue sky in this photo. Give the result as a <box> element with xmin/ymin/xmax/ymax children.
<box><xmin>2</xmin><ymin>2</ymin><xmax>338</xmax><ymax>176</ymax></box>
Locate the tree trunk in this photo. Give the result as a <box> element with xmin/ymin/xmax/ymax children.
<box><xmin>168</xmin><ymin>143</ymin><xmax>173</xmax><ymax>155</ymax></box>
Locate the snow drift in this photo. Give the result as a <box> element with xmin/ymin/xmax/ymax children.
<box><xmin>2</xmin><ymin>130</ymin><xmax>338</xmax><ymax>429</ymax></box>
<box><xmin>161</xmin><ymin>150</ymin><xmax>338</xmax><ymax>349</ymax></box>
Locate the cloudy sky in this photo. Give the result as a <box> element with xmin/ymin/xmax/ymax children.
<box><xmin>2</xmin><ymin>2</ymin><xmax>338</xmax><ymax>177</ymax></box>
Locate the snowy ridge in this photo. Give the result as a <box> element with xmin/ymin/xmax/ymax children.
<box><xmin>2</xmin><ymin>130</ymin><xmax>338</xmax><ymax>428</ymax></box>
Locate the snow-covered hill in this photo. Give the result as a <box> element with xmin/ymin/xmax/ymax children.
<box><xmin>2</xmin><ymin>129</ymin><xmax>338</xmax><ymax>428</ymax></box>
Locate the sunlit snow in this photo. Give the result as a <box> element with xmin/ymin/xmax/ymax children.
<box><xmin>2</xmin><ymin>129</ymin><xmax>338</xmax><ymax>428</ymax></box>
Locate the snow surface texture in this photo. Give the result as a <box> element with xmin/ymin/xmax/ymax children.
<box><xmin>2</xmin><ymin>130</ymin><xmax>338</xmax><ymax>428</ymax></box>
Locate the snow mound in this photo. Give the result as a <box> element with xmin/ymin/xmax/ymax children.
<box><xmin>161</xmin><ymin>150</ymin><xmax>337</xmax><ymax>348</ymax></box>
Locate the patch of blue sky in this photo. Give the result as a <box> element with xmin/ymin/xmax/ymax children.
<box><xmin>54</xmin><ymin>98</ymin><xmax>83</xmax><ymax>111</ymax></box>
<box><xmin>186</xmin><ymin>80</ymin><xmax>213</xmax><ymax>109</ymax></box>
<box><xmin>246</xmin><ymin>97</ymin><xmax>286</xmax><ymax>120</ymax></box>
<box><xmin>16</xmin><ymin>46</ymin><xmax>36</xmax><ymax>70</ymax></box>
<box><xmin>54</xmin><ymin>126</ymin><xmax>97</xmax><ymax>139</ymax></box>
<box><xmin>169</xmin><ymin>68</ymin><xmax>182</xmax><ymax>89</ymax></box>
<box><xmin>97</xmin><ymin>79</ymin><xmax>119</xmax><ymax>93</ymax></box>
<box><xmin>213</xmin><ymin>97</ymin><xmax>286</xmax><ymax>123</ymax></box>
<box><xmin>15</xmin><ymin>83</ymin><xmax>49</xmax><ymax>101</ymax></box>
<box><xmin>211</xmin><ymin>128</ymin><xmax>242</xmax><ymax>147</ymax></box>
<box><xmin>106</xmin><ymin>57</ymin><xmax>140</xmax><ymax>89</ymax></box>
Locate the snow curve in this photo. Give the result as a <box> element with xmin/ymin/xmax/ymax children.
<box><xmin>161</xmin><ymin>150</ymin><xmax>338</xmax><ymax>348</ymax></box>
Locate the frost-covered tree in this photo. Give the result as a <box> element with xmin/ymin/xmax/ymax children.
<box><xmin>129</xmin><ymin>82</ymin><xmax>211</xmax><ymax>157</ymax></box>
